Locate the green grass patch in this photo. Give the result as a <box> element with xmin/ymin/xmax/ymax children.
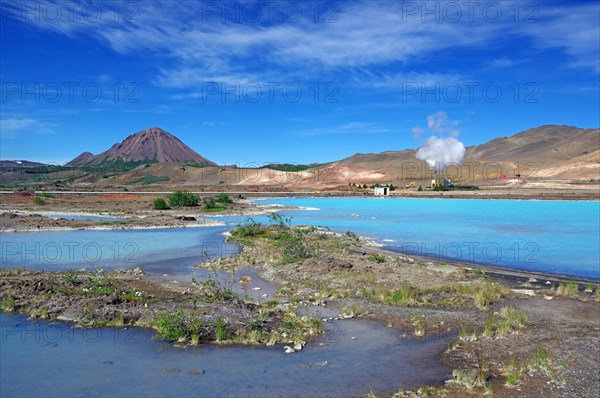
<box><xmin>260</xmin><ymin>163</ymin><xmax>312</xmax><ymax>172</ymax></box>
<box><xmin>95</xmin><ymin>220</ymin><xmax>132</xmax><ymax>226</ymax></box>
<box><xmin>130</xmin><ymin>175</ymin><xmax>170</xmax><ymax>185</ymax></box>
<box><xmin>368</xmin><ymin>254</ymin><xmax>386</xmax><ymax>263</ymax></box>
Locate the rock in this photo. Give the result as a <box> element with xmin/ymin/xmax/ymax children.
<box><xmin>512</xmin><ymin>288</ymin><xmax>536</xmax><ymax>296</ymax></box>
<box><xmin>132</xmin><ymin>267</ymin><xmax>144</xmax><ymax>275</ymax></box>
<box><xmin>293</xmin><ymin>342</ymin><xmax>304</xmax><ymax>351</ymax></box>
<box><xmin>543</xmin><ymin>295</ymin><xmax>554</xmax><ymax>300</ymax></box>
<box><xmin>177</xmin><ymin>216</ymin><xmax>196</xmax><ymax>221</ymax></box>
<box><xmin>452</xmin><ymin>368</ymin><xmax>485</xmax><ymax>386</ymax></box>
<box><xmin>545</xmin><ymin>280</ymin><xmax>552</xmax><ymax>285</ymax></box>
<box><xmin>252</xmin><ymin>287</ymin><xmax>262</xmax><ymax>290</ymax></box>
<box><xmin>188</xmin><ymin>369</ymin><xmax>205</xmax><ymax>375</ymax></box>
<box><xmin>284</xmin><ymin>346</ymin><xmax>296</xmax><ymax>354</ymax></box>
<box><xmin>162</xmin><ymin>368</ymin><xmax>181</xmax><ymax>373</ymax></box>
<box><xmin>528</xmin><ymin>277</ymin><xmax>538</xmax><ymax>283</ymax></box>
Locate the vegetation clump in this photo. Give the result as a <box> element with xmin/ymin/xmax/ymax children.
<box><xmin>232</xmin><ymin>217</ymin><xmax>267</xmax><ymax>238</ymax></box>
<box><xmin>168</xmin><ymin>190</ymin><xmax>199</xmax><ymax>207</ymax></box>
<box><xmin>153</xmin><ymin>197</ymin><xmax>170</xmax><ymax>210</ymax></box>
<box><xmin>215</xmin><ymin>193</ymin><xmax>233</xmax><ymax>205</ymax></box>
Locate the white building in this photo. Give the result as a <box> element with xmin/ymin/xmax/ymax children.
<box><xmin>374</xmin><ymin>186</ymin><xmax>389</xmax><ymax>196</ymax></box>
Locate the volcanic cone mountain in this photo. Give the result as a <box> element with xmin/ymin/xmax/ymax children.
<box><xmin>67</xmin><ymin>127</ymin><xmax>214</xmax><ymax>166</ymax></box>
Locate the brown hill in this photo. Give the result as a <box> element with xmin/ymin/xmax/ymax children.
<box><xmin>78</xmin><ymin>124</ymin><xmax>599</xmax><ymax>187</ymax></box>
<box><xmin>327</xmin><ymin>125</ymin><xmax>599</xmax><ymax>184</ymax></box>
<box><xmin>67</xmin><ymin>127</ymin><xmax>215</xmax><ymax>166</ymax></box>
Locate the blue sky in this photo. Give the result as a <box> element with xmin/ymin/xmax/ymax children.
<box><xmin>1</xmin><ymin>0</ymin><xmax>599</xmax><ymax>165</ymax></box>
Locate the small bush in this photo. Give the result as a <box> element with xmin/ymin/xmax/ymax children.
<box><xmin>155</xmin><ymin>310</ymin><xmax>190</xmax><ymax>342</ymax></box>
<box><xmin>268</xmin><ymin>212</ymin><xmax>291</xmax><ymax>228</ymax></box>
<box><xmin>345</xmin><ymin>230</ymin><xmax>358</xmax><ymax>239</ymax></box>
<box><xmin>280</xmin><ymin>231</ymin><xmax>311</xmax><ymax>263</ymax></box>
<box><xmin>153</xmin><ymin>198</ymin><xmax>170</xmax><ymax>210</ymax></box>
<box><xmin>202</xmin><ymin>197</ymin><xmax>227</xmax><ymax>212</ymax></box>
<box><xmin>37</xmin><ymin>192</ymin><xmax>52</xmax><ymax>198</ymax></box>
<box><xmin>34</xmin><ymin>196</ymin><xmax>46</xmax><ymax>205</ymax></box>
<box><xmin>215</xmin><ymin>318</ymin><xmax>227</xmax><ymax>341</ymax></box>
<box><xmin>168</xmin><ymin>190</ymin><xmax>199</xmax><ymax>207</ymax></box>
<box><xmin>215</xmin><ymin>193</ymin><xmax>233</xmax><ymax>205</ymax></box>
<box><xmin>368</xmin><ymin>254</ymin><xmax>386</xmax><ymax>263</ymax></box>
<box><xmin>63</xmin><ymin>270</ymin><xmax>80</xmax><ymax>285</ymax></box>
<box><xmin>234</xmin><ymin>218</ymin><xmax>266</xmax><ymax>238</ymax></box>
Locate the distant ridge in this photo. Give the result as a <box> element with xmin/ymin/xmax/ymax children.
<box><xmin>67</xmin><ymin>127</ymin><xmax>215</xmax><ymax>166</ymax></box>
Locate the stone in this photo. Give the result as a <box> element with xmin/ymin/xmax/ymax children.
<box><xmin>452</xmin><ymin>368</ymin><xmax>482</xmax><ymax>386</ymax></box>
<box><xmin>188</xmin><ymin>369</ymin><xmax>205</xmax><ymax>375</ymax></box>
<box><xmin>162</xmin><ymin>368</ymin><xmax>181</xmax><ymax>373</ymax></box>
<box><xmin>284</xmin><ymin>346</ymin><xmax>295</xmax><ymax>354</ymax></box>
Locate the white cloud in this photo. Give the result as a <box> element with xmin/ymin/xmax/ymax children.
<box><xmin>0</xmin><ymin>117</ymin><xmax>55</xmax><ymax>138</ymax></box>
<box><xmin>291</xmin><ymin>122</ymin><xmax>391</xmax><ymax>136</ymax></box>
<box><xmin>3</xmin><ymin>0</ymin><xmax>597</xmax><ymax>98</ymax></box>
<box><xmin>519</xmin><ymin>3</ymin><xmax>600</xmax><ymax>73</ymax></box>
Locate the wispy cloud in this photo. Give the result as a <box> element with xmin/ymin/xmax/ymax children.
<box><xmin>519</xmin><ymin>3</ymin><xmax>600</xmax><ymax>73</ymax></box>
<box><xmin>3</xmin><ymin>0</ymin><xmax>598</xmax><ymax>98</ymax></box>
<box><xmin>291</xmin><ymin>122</ymin><xmax>391</xmax><ymax>136</ymax></box>
<box><xmin>0</xmin><ymin>117</ymin><xmax>55</xmax><ymax>138</ymax></box>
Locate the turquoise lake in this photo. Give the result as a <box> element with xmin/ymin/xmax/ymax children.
<box><xmin>251</xmin><ymin>198</ymin><xmax>600</xmax><ymax>280</ymax></box>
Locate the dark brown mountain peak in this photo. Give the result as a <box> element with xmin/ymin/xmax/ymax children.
<box><xmin>68</xmin><ymin>127</ymin><xmax>215</xmax><ymax>165</ymax></box>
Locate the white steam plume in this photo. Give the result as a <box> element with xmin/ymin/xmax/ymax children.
<box><xmin>414</xmin><ymin>112</ymin><xmax>465</xmax><ymax>171</ymax></box>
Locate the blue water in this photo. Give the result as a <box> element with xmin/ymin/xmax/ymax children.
<box><xmin>0</xmin><ymin>313</ymin><xmax>451</xmax><ymax>397</ymax></box>
<box><xmin>251</xmin><ymin>198</ymin><xmax>600</xmax><ymax>280</ymax></box>
<box><xmin>0</xmin><ymin>227</ymin><xmax>239</xmax><ymax>274</ymax></box>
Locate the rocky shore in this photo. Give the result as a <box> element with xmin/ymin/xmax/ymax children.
<box><xmin>199</xmin><ymin>221</ymin><xmax>600</xmax><ymax>398</ymax></box>
<box><xmin>1</xmin><ymin>196</ymin><xmax>598</xmax><ymax>397</ymax></box>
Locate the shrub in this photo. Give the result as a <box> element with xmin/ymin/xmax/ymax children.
<box><xmin>234</xmin><ymin>218</ymin><xmax>265</xmax><ymax>238</ymax></box>
<box><xmin>37</xmin><ymin>192</ymin><xmax>52</xmax><ymax>198</ymax></box>
<box><xmin>34</xmin><ymin>196</ymin><xmax>46</xmax><ymax>205</ymax></box>
<box><xmin>191</xmin><ymin>273</ymin><xmax>237</xmax><ymax>303</ymax></box>
<box><xmin>155</xmin><ymin>310</ymin><xmax>190</xmax><ymax>342</ymax></box>
<box><xmin>280</xmin><ymin>231</ymin><xmax>311</xmax><ymax>263</ymax></box>
<box><xmin>268</xmin><ymin>212</ymin><xmax>291</xmax><ymax>228</ymax></box>
<box><xmin>168</xmin><ymin>190</ymin><xmax>199</xmax><ymax>207</ymax></box>
<box><xmin>63</xmin><ymin>270</ymin><xmax>80</xmax><ymax>285</ymax></box>
<box><xmin>153</xmin><ymin>198</ymin><xmax>170</xmax><ymax>210</ymax></box>
<box><xmin>203</xmin><ymin>197</ymin><xmax>218</xmax><ymax>209</ymax></box>
<box><xmin>215</xmin><ymin>193</ymin><xmax>233</xmax><ymax>205</ymax></box>
<box><xmin>215</xmin><ymin>318</ymin><xmax>227</xmax><ymax>341</ymax></box>
<box><xmin>368</xmin><ymin>254</ymin><xmax>386</xmax><ymax>263</ymax></box>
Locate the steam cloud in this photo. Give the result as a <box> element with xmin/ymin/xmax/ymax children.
<box><xmin>416</xmin><ymin>136</ymin><xmax>465</xmax><ymax>171</ymax></box>
<box><xmin>414</xmin><ymin>111</ymin><xmax>466</xmax><ymax>171</ymax></box>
